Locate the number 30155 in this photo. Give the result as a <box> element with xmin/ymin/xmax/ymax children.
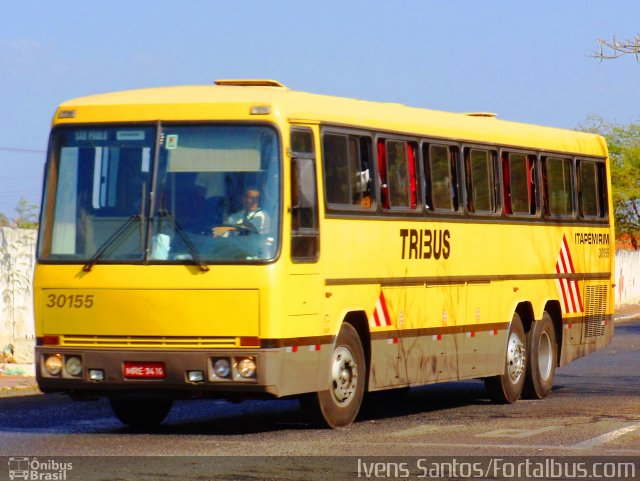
<box><xmin>46</xmin><ymin>294</ymin><xmax>94</xmax><ymax>309</ymax></box>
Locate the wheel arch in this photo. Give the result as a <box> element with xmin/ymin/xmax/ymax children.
<box><xmin>341</xmin><ymin>310</ymin><xmax>371</xmax><ymax>389</ymax></box>
<box><xmin>543</xmin><ymin>300</ymin><xmax>563</xmax><ymax>366</ymax></box>
<box><xmin>515</xmin><ymin>301</ymin><xmax>535</xmax><ymax>334</ymax></box>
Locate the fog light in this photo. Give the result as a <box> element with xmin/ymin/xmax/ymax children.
<box><xmin>44</xmin><ymin>354</ymin><xmax>63</xmax><ymax>376</ymax></box>
<box><xmin>187</xmin><ymin>370</ymin><xmax>204</xmax><ymax>383</ymax></box>
<box><xmin>213</xmin><ymin>358</ymin><xmax>231</xmax><ymax>378</ymax></box>
<box><xmin>65</xmin><ymin>356</ymin><xmax>83</xmax><ymax>376</ymax></box>
<box><xmin>89</xmin><ymin>369</ymin><xmax>104</xmax><ymax>381</ymax></box>
<box><xmin>237</xmin><ymin>357</ymin><xmax>257</xmax><ymax>379</ymax></box>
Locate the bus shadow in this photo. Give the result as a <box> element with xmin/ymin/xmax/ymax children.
<box><xmin>358</xmin><ymin>381</ymin><xmax>490</xmax><ymax>422</ymax></box>
<box><xmin>91</xmin><ymin>374</ymin><xmax>640</xmax><ymax>435</ymax></box>
<box><xmin>0</xmin><ymin>384</ymin><xmax>488</xmax><ymax>436</ymax></box>
<box><xmin>117</xmin><ymin>381</ymin><xmax>491</xmax><ymax>435</ymax></box>
<box><xmin>613</xmin><ymin>322</ymin><xmax>640</xmax><ymax>336</ymax></box>
<box><xmin>8</xmin><ymin>376</ymin><xmax>624</xmax><ymax>436</ymax></box>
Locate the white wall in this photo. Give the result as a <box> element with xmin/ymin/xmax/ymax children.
<box><xmin>615</xmin><ymin>249</ymin><xmax>640</xmax><ymax>306</ymax></box>
<box><xmin>0</xmin><ymin>227</ymin><xmax>36</xmax><ymax>341</ymax></box>
<box><xmin>0</xmin><ymin>227</ymin><xmax>36</xmax><ymax>349</ymax></box>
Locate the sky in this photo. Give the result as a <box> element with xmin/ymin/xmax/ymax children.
<box><xmin>1</xmin><ymin>0</ymin><xmax>638</xmax><ymax>217</ymax></box>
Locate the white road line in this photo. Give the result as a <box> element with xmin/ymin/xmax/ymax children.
<box><xmin>390</xmin><ymin>424</ymin><xmax>465</xmax><ymax>437</ymax></box>
<box><xmin>569</xmin><ymin>423</ymin><xmax>640</xmax><ymax>450</ymax></box>
<box><xmin>477</xmin><ymin>426</ymin><xmax>561</xmax><ymax>439</ymax></box>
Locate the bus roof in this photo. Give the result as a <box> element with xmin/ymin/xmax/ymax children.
<box><xmin>55</xmin><ymin>81</ymin><xmax>607</xmax><ymax>157</ymax></box>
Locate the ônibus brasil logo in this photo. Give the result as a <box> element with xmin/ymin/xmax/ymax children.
<box><xmin>8</xmin><ymin>457</ymin><xmax>73</xmax><ymax>480</ymax></box>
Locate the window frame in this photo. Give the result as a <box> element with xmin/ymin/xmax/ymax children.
<box><xmin>542</xmin><ymin>155</ymin><xmax>576</xmax><ymax>219</ymax></box>
<box><xmin>422</xmin><ymin>141</ymin><xmax>462</xmax><ymax>214</ymax></box>
<box><xmin>462</xmin><ymin>145</ymin><xmax>500</xmax><ymax>216</ymax></box>
<box><xmin>321</xmin><ymin>128</ymin><xmax>375</xmax><ymax>213</ymax></box>
<box><xmin>290</xmin><ymin>127</ymin><xmax>320</xmax><ymax>263</ymax></box>
<box><xmin>577</xmin><ymin>158</ymin><xmax>608</xmax><ymax>220</ymax></box>
<box><xmin>501</xmin><ymin>149</ymin><xmax>540</xmax><ymax>218</ymax></box>
<box><xmin>377</xmin><ymin>136</ymin><xmax>419</xmax><ymax>212</ymax></box>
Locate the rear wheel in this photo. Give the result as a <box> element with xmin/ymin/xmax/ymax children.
<box><xmin>523</xmin><ymin>312</ymin><xmax>557</xmax><ymax>399</ymax></box>
<box><xmin>109</xmin><ymin>398</ymin><xmax>173</xmax><ymax>427</ymax></box>
<box><xmin>484</xmin><ymin>313</ymin><xmax>526</xmax><ymax>403</ymax></box>
<box><xmin>302</xmin><ymin>323</ymin><xmax>366</xmax><ymax>428</ymax></box>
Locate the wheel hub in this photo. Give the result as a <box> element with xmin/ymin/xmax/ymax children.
<box><xmin>331</xmin><ymin>346</ymin><xmax>358</xmax><ymax>404</ymax></box>
<box><xmin>507</xmin><ymin>332</ymin><xmax>525</xmax><ymax>383</ymax></box>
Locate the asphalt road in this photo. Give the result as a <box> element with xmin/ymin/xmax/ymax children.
<box><xmin>0</xmin><ymin>321</ymin><xmax>638</xmax><ymax>480</ymax></box>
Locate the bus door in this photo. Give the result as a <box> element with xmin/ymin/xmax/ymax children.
<box><xmin>282</xmin><ymin>127</ymin><xmax>324</xmax><ymax>393</ymax></box>
<box><xmin>289</xmin><ymin>127</ymin><xmax>321</xmax><ymax>311</ymax></box>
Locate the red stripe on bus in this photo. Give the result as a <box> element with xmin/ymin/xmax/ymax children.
<box><xmin>556</xmin><ymin>263</ymin><xmax>570</xmax><ymax>312</ymax></box>
<box><xmin>379</xmin><ymin>292</ymin><xmax>392</xmax><ymax>326</ymax></box>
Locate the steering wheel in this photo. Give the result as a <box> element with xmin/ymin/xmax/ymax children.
<box><xmin>221</xmin><ymin>221</ymin><xmax>259</xmax><ymax>235</ymax></box>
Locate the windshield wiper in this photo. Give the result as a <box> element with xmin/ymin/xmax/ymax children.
<box><xmin>83</xmin><ymin>214</ymin><xmax>140</xmax><ymax>272</ymax></box>
<box><xmin>158</xmin><ymin>209</ymin><xmax>210</xmax><ymax>272</ymax></box>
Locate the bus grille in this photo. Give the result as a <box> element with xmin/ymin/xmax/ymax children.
<box><xmin>60</xmin><ymin>335</ymin><xmax>240</xmax><ymax>348</ymax></box>
<box><xmin>583</xmin><ymin>285</ymin><xmax>608</xmax><ymax>338</ymax></box>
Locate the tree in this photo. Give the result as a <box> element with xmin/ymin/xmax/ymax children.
<box><xmin>578</xmin><ymin>117</ymin><xmax>640</xmax><ymax>243</ymax></box>
<box><xmin>592</xmin><ymin>35</ymin><xmax>640</xmax><ymax>61</ymax></box>
<box><xmin>13</xmin><ymin>198</ymin><xmax>38</xmax><ymax>229</ymax></box>
<box><xmin>0</xmin><ymin>213</ymin><xmax>9</xmax><ymax>227</ymax></box>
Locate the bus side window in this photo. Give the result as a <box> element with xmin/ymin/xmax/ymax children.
<box><xmin>578</xmin><ymin>159</ymin><xmax>607</xmax><ymax>219</ymax></box>
<box><xmin>323</xmin><ymin>134</ymin><xmax>350</xmax><ymax>204</ymax></box>
<box><xmin>465</xmin><ymin>148</ymin><xmax>497</xmax><ymax>214</ymax></box>
<box><xmin>543</xmin><ymin>156</ymin><xmax>574</xmax><ymax>217</ymax></box>
<box><xmin>503</xmin><ymin>152</ymin><xmax>537</xmax><ymax>215</ymax></box>
<box><xmin>291</xmin><ymin>129</ymin><xmax>319</xmax><ymax>262</ymax></box>
<box><xmin>424</xmin><ymin>144</ymin><xmax>459</xmax><ymax>212</ymax></box>
<box><xmin>322</xmin><ymin>133</ymin><xmax>374</xmax><ymax>210</ymax></box>
<box><xmin>383</xmin><ymin>139</ymin><xmax>417</xmax><ymax>210</ymax></box>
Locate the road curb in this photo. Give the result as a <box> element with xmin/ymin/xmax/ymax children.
<box><xmin>0</xmin><ymin>363</ymin><xmax>35</xmax><ymax>377</ymax></box>
<box><xmin>0</xmin><ymin>383</ymin><xmax>40</xmax><ymax>398</ymax></box>
<box><xmin>613</xmin><ymin>313</ymin><xmax>640</xmax><ymax>323</ymax></box>
<box><xmin>0</xmin><ymin>364</ymin><xmax>38</xmax><ymax>395</ymax></box>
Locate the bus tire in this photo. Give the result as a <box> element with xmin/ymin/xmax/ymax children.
<box><xmin>109</xmin><ymin>398</ymin><xmax>173</xmax><ymax>427</ymax></box>
<box><xmin>523</xmin><ymin>312</ymin><xmax>557</xmax><ymax>399</ymax></box>
<box><xmin>484</xmin><ymin>313</ymin><xmax>526</xmax><ymax>404</ymax></box>
<box><xmin>302</xmin><ymin>323</ymin><xmax>365</xmax><ymax>428</ymax></box>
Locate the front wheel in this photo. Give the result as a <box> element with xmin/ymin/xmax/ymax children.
<box><xmin>484</xmin><ymin>313</ymin><xmax>527</xmax><ymax>404</ymax></box>
<box><xmin>109</xmin><ymin>398</ymin><xmax>173</xmax><ymax>427</ymax></box>
<box><xmin>523</xmin><ymin>312</ymin><xmax>558</xmax><ymax>399</ymax></box>
<box><xmin>302</xmin><ymin>323</ymin><xmax>366</xmax><ymax>428</ymax></box>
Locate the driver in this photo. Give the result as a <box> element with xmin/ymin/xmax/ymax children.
<box><xmin>212</xmin><ymin>187</ymin><xmax>270</xmax><ymax>237</ymax></box>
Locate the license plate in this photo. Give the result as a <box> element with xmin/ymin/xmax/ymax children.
<box><xmin>123</xmin><ymin>362</ymin><xmax>166</xmax><ymax>379</ymax></box>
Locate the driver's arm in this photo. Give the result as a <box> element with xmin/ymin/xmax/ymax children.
<box><xmin>212</xmin><ymin>225</ymin><xmax>235</xmax><ymax>237</ymax></box>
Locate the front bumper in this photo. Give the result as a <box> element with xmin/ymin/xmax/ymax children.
<box><xmin>35</xmin><ymin>347</ymin><xmax>280</xmax><ymax>398</ymax></box>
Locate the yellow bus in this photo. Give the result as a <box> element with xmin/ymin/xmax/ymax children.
<box><xmin>35</xmin><ymin>80</ymin><xmax>614</xmax><ymax>428</ymax></box>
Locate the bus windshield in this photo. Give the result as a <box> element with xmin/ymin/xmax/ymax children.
<box><xmin>39</xmin><ymin>124</ymin><xmax>281</xmax><ymax>264</ymax></box>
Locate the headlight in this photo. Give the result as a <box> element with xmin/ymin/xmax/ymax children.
<box><xmin>65</xmin><ymin>356</ymin><xmax>83</xmax><ymax>376</ymax></box>
<box><xmin>89</xmin><ymin>369</ymin><xmax>105</xmax><ymax>381</ymax></box>
<box><xmin>213</xmin><ymin>358</ymin><xmax>231</xmax><ymax>378</ymax></box>
<box><xmin>187</xmin><ymin>370</ymin><xmax>204</xmax><ymax>383</ymax></box>
<box><xmin>237</xmin><ymin>357</ymin><xmax>256</xmax><ymax>379</ymax></box>
<box><xmin>44</xmin><ymin>354</ymin><xmax>63</xmax><ymax>376</ymax></box>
